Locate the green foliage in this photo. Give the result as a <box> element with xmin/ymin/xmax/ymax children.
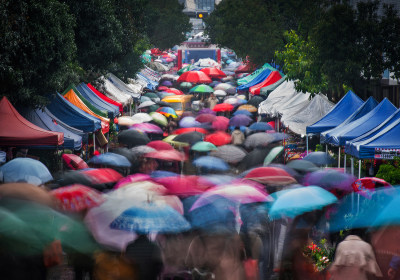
<box><xmin>303</xmin><ymin>239</ymin><xmax>334</xmax><ymax>271</ymax></box>
<box><xmin>315</xmin><ymin>144</ymin><xmax>323</xmax><ymax>152</ymax></box>
<box><xmin>376</xmin><ymin>164</ymin><xmax>400</xmax><ymax>185</ymax></box>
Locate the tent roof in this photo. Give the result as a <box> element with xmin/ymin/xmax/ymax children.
<box><xmin>280</xmin><ymin>92</ymin><xmax>312</xmax><ymax>123</ymax></box>
<box><xmin>258</xmin><ymin>81</ymin><xmax>297</xmax><ymax>116</ymax></box>
<box><xmin>249</xmin><ymin>71</ymin><xmax>283</xmax><ymax>95</ymax></box>
<box><xmin>87</xmin><ymin>83</ymin><xmax>123</xmax><ymax>113</ymax></box>
<box><xmin>0</xmin><ymin>97</ymin><xmax>63</xmax><ymax>147</ymax></box>
<box><xmin>306</xmin><ymin>90</ymin><xmax>364</xmax><ymax>134</ymax></box>
<box><xmin>237</xmin><ymin>63</ymin><xmax>274</xmax><ymax>86</ymax></box>
<box><xmin>237</xmin><ymin>65</ymin><xmax>275</xmax><ymax>91</ymax></box>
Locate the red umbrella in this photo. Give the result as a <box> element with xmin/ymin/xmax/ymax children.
<box><xmin>352</xmin><ymin>177</ymin><xmax>391</xmax><ymax>197</ymax></box>
<box><xmin>147</xmin><ymin>140</ymin><xmax>175</xmax><ymax>151</ymax></box>
<box><xmin>195</xmin><ymin>113</ymin><xmax>216</xmax><ymax>123</ymax></box>
<box><xmin>154</xmin><ymin>175</ymin><xmax>214</xmax><ymax>196</ymax></box>
<box><xmin>235</xmin><ymin>63</ymin><xmax>256</xmax><ymax>74</ymax></box>
<box><xmin>204</xmin><ymin>131</ymin><xmax>232</xmax><ymax>146</ymax></box>
<box><xmin>51</xmin><ymin>184</ymin><xmax>105</xmax><ymax>212</ymax></box>
<box><xmin>144</xmin><ymin>150</ymin><xmax>186</xmax><ymax>161</ymax></box>
<box><xmin>157</xmin><ymin>86</ymin><xmax>169</xmax><ymax>91</ymax></box>
<box><xmin>80</xmin><ymin>168</ymin><xmax>123</xmax><ymax>184</ymax></box>
<box><xmin>61</xmin><ymin>154</ymin><xmax>89</xmax><ymax>170</ymax></box>
<box><xmin>165</xmin><ymin>88</ymin><xmax>184</xmax><ymax>95</ymax></box>
<box><xmin>177</xmin><ymin>71</ymin><xmax>212</xmax><ymax>84</ymax></box>
<box><xmin>244</xmin><ymin>167</ymin><xmax>297</xmax><ymax>186</ymax></box>
<box><xmin>212</xmin><ymin>103</ymin><xmax>234</xmax><ymax>112</ymax></box>
<box><xmin>212</xmin><ymin>116</ymin><xmax>230</xmax><ymax>131</ymax></box>
<box><xmin>200</xmin><ymin>68</ymin><xmax>227</xmax><ymax>79</ymax></box>
<box><xmin>173</xmin><ymin>127</ymin><xmax>208</xmax><ymax>135</ymax></box>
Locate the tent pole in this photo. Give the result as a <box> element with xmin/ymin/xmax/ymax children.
<box><xmin>338</xmin><ymin>147</ymin><xmax>341</xmax><ymax>168</ymax></box>
<box><xmin>93</xmin><ymin>133</ymin><xmax>96</xmax><ymax>154</ymax></box>
<box><xmin>306</xmin><ymin>135</ymin><xmax>309</xmax><ymax>155</ymax></box>
<box><xmin>344</xmin><ymin>153</ymin><xmax>347</xmax><ymax>173</ymax></box>
<box><xmin>351</xmin><ymin>157</ymin><xmax>354</xmax><ymax>176</ymax></box>
<box><xmin>358</xmin><ymin>159</ymin><xmax>361</xmax><ymax>179</ymax></box>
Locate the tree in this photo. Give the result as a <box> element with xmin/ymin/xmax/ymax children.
<box><xmin>0</xmin><ymin>0</ymin><xmax>77</xmax><ymax>107</ymax></box>
<box><xmin>381</xmin><ymin>4</ymin><xmax>400</xmax><ymax>80</ymax></box>
<box><xmin>145</xmin><ymin>0</ymin><xmax>191</xmax><ymax>50</ymax></box>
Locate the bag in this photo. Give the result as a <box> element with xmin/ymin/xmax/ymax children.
<box><xmin>43</xmin><ymin>240</ymin><xmax>64</xmax><ymax>267</ymax></box>
<box><xmin>243</xmin><ymin>258</ymin><xmax>259</xmax><ymax>280</ymax></box>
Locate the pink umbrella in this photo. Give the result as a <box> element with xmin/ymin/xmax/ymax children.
<box><xmin>144</xmin><ymin>149</ymin><xmax>186</xmax><ymax>161</ymax></box>
<box><xmin>154</xmin><ymin>175</ymin><xmax>214</xmax><ymax>196</ymax></box>
<box><xmin>212</xmin><ymin>116</ymin><xmax>230</xmax><ymax>131</ymax></box>
<box><xmin>113</xmin><ymin>173</ymin><xmax>152</xmax><ymax>189</ymax></box>
<box><xmin>195</xmin><ymin>113</ymin><xmax>216</xmax><ymax>123</ymax></box>
<box><xmin>190</xmin><ymin>183</ymin><xmax>273</xmax><ymax>211</ymax></box>
<box><xmin>130</xmin><ymin>123</ymin><xmax>163</xmax><ymax>134</ymax></box>
<box><xmin>147</xmin><ymin>140</ymin><xmax>175</xmax><ymax>151</ymax></box>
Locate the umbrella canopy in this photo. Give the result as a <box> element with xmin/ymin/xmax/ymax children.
<box><xmin>146</xmin><ymin>140</ymin><xmax>174</xmax><ymax>151</ymax></box>
<box><xmin>303</xmin><ymin>169</ymin><xmax>357</xmax><ymax>193</ymax></box>
<box><xmin>244</xmin><ymin>167</ymin><xmax>297</xmax><ymax>186</ymax></box>
<box><xmin>0</xmin><ymin>183</ymin><xmax>55</xmax><ymax>207</ymax></box>
<box><xmin>109</xmin><ymin>202</ymin><xmax>191</xmax><ymax>234</ymax></box>
<box><xmin>173</xmin><ymin>131</ymin><xmax>204</xmax><ymax>145</ymax></box>
<box><xmin>157</xmin><ymin>91</ymin><xmax>175</xmax><ymax>99</ymax></box>
<box><xmin>352</xmin><ymin>177</ymin><xmax>391</xmax><ymax>198</ymax></box>
<box><xmin>212</xmin><ymin>103</ymin><xmax>234</xmax><ymax>112</ymax></box>
<box><xmin>204</xmin><ymin>131</ymin><xmax>232</xmax><ymax>146</ymax></box>
<box><xmin>229</xmin><ymin>114</ymin><xmax>253</xmax><ymax>127</ymax></box>
<box><xmin>179</xmin><ymin>116</ymin><xmax>201</xmax><ymax>128</ymax></box>
<box><xmin>286</xmin><ymin>159</ymin><xmax>319</xmax><ymax>174</ymax></box>
<box><xmin>131</xmin><ymin>123</ymin><xmax>163</xmax><ymax>134</ymax></box>
<box><xmin>173</xmin><ymin>127</ymin><xmax>208</xmax><ymax>135</ymax></box>
<box><xmin>198</xmin><ymin>108</ymin><xmax>216</xmax><ymax>115</ymax></box>
<box><xmin>212</xmin><ymin>116</ymin><xmax>230</xmax><ymax>131</ymax></box>
<box><xmin>233</xmin><ymin>110</ymin><xmax>253</xmax><ymax>117</ymax></box>
<box><xmin>0</xmin><ymin>158</ymin><xmax>53</xmax><ymax>185</ymax></box>
<box><xmin>118</xmin><ymin>116</ymin><xmax>138</xmax><ymax>126</ymax></box>
<box><xmin>189</xmin><ymin>84</ymin><xmax>214</xmax><ymax>94</ymax></box>
<box><xmin>214</xmin><ymin>83</ymin><xmax>234</xmax><ymax>91</ymax></box>
<box><xmin>131</xmin><ymin>145</ymin><xmax>156</xmax><ymax>157</ymax></box>
<box><xmin>156</xmin><ymin>107</ymin><xmax>178</xmax><ymax>118</ymax></box>
<box><xmin>249</xmin><ymin>122</ymin><xmax>274</xmax><ymax>131</ymax></box>
<box><xmin>154</xmin><ymin>175</ymin><xmax>213</xmax><ymax>196</ymax></box>
<box><xmin>302</xmin><ymin>152</ymin><xmax>335</xmax><ymax>167</ymax></box>
<box><xmin>131</xmin><ymin>113</ymin><xmax>153</xmax><ymax>123</ymax></box>
<box><xmin>62</xmin><ymin>154</ymin><xmax>89</xmax><ymax>170</ymax></box>
<box><xmin>80</xmin><ymin>168</ymin><xmax>124</xmax><ymax>185</ymax></box>
<box><xmin>238</xmin><ymin>148</ymin><xmax>271</xmax><ymax>171</ymax></box>
<box><xmin>180</xmin><ymin>82</ymin><xmax>193</xmax><ymax>89</ymax></box>
<box><xmin>113</xmin><ymin>174</ymin><xmax>152</xmax><ymax>189</ymax></box>
<box><xmin>214</xmin><ymin>89</ymin><xmax>227</xmax><ymax>97</ymax></box>
<box><xmin>165</xmin><ymin>88</ymin><xmax>184</xmax><ymax>95</ymax></box>
<box><xmin>193</xmin><ymin>156</ymin><xmax>230</xmax><ymax>171</ymax></box>
<box><xmin>51</xmin><ymin>184</ymin><xmax>105</xmax><ymax>212</ymax></box>
<box><xmin>177</xmin><ymin>71</ymin><xmax>212</xmax><ymax>84</ymax></box>
<box><xmin>144</xmin><ymin>92</ymin><xmax>160</xmax><ymax>101</ymax></box>
<box><xmin>200</xmin><ymin>67</ymin><xmax>227</xmax><ymax>79</ymax></box>
<box><xmin>157</xmin><ymin>86</ymin><xmax>169</xmax><ymax>91</ymax></box>
<box><xmin>191</xmin><ymin>141</ymin><xmax>218</xmax><ymax>152</ymax></box>
<box><xmin>237</xmin><ymin>104</ymin><xmax>257</xmax><ymax>113</ymax></box>
<box><xmin>244</xmin><ymin>133</ymin><xmax>276</xmax><ymax>149</ymax></box>
<box><xmin>144</xmin><ymin>150</ymin><xmax>186</xmax><ymax>162</ymax></box>
<box><xmin>177</xmin><ymin>64</ymin><xmax>197</xmax><ymax>75</ymax></box>
<box><xmin>138</xmin><ymin>100</ymin><xmax>156</xmax><ymax>109</ymax></box>
<box><xmin>195</xmin><ymin>113</ymin><xmax>216</xmax><ymax>123</ymax></box>
<box><xmin>149</xmin><ymin>112</ymin><xmax>168</xmax><ymax>127</ymax></box>
<box><xmin>118</xmin><ymin>129</ymin><xmax>151</xmax><ymax>148</ymax></box>
<box><xmin>247</xmin><ymin>96</ymin><xmax>264</xmax><ymax>107</ymax></box>
<box><xmin>163</xmin><ymin>135</ymin><xmax>189</xmax><ymax>148</ymax></box>
<box><xmin>88</xmin><ymin>152</ymin><xmax>131</xmax><ymax>168</ymax></box>
<box><xmin>269</xmin><ymin>186</ymin><xmax>338</xmax><ymax>219</ymax></box>
<box><xmin>210</xmin><ymin>145</ymin><xmax>247</xmax><ymax>164</ymax></box>
<box><xmin>160</xmin><ymin>80</ymin><xmax>173</xmax><ymax>87</ymax></box>
<box><xmin>263</xmin><ymin>146</ymin><xmax>284</xmax><ymax>165</ymax></box>
<box><xmin>108</xmin><ymin>147</ymin><xmax>137</xmax><ymax>167</ymax></box>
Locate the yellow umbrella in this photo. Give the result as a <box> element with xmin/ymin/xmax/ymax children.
<box><xmin>237</xmin><ymin>104</ymin><xmax>257</xmax><ymax>113</ymax></box>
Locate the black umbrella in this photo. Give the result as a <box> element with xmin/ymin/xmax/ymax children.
<box><xmin>225</xmin><ymin>87</ymin><xmax>236</xmax><ymax>95</ymax></box>
<box><xmin>286</xmin><ymin>159</ymin><xmax>319</xmax><ymax>174</ymax></box>
<box><xmin>247</xmin><ymin>96</ymin><xmax>264</xmax><ymax>107</ymax></box>
<box><xmin>118</xmin><ymin>130</ymin><xmax>151</xmax><ymax>148</ymax></box>
<box><xmin>173</xmin><ymin>131</ymin><xmax>204</xmax><ymax>145</ymax></box>
<box><xmin>237</xmin><ymin>147</ymin><xmax>270</xmax><ymax>171</ymax></box>
<box><xmin>210</xmin><ymin>145</ymin><xmax>248</xmax><ymax>164</ymax></box>
<box><xmin>54</xmin><ymin>171</ymin><xmax>108</xmax><ymax>191</ymax></box>
<box><xmin>108</xmin><ymin>147</ymin><xmax>139</xmax><ymax>173</ymax></box>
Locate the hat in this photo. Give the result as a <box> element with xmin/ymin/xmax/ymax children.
<box><xmin>390</xmin><ymin>256</ymin><xmax>400</xmax><ymax>271</ymax></box>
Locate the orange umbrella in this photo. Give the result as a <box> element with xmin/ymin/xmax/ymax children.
<box><xmin>237</xmin><ymin>104</ymin><xmax>257</xmax><ymax>113</ymax></box>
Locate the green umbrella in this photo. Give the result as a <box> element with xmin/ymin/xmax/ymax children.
<box><xmin>263</xmin><ymin>146</ymin><xmax>284</xmax><ymax>165</ymax></box>
<box><xmin>191</xmin><ymin>141</ymin><xmax>218</xmax><ymax>152</ymax></box>
<box><xmin>178</xmin><ymin>65</ymin><xmax>196</xmax><ymax>75</ymax></box>
<box><xmin>149</xmin><ymin>112</ymin><xmax>168</xmax><ymax>126</ymax></box>
<box><xmin>147</xmin><ymin>104</ymin><xmax>160</xmax><ymax>113</ymax></box>
<box><xmin>144</xmin><ymin>92</ymin><xmax>160</xmax><ymax>100</ymax></box>
<box><xmin>189</xmin><ymin>84</ymin><xmax>214</xmax><ymax>94</ymax></box>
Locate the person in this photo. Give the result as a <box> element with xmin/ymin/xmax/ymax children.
<box><xmin>167</xmin><ymin>116</ymin><xmax>177</xmax><ymax>135</ymax></box>
<box><xmin>388</xmin><ymin>255</ymin><xmax>400</xmax><ymax>280</ymax></box>
<box><xmin>329</xmin><ymin>232</ymin><xmax>382</xmax><ymax>280</ymax></box>
<box><xmin>207</xmin><ymin>93</ymin><xmax>218</xmax><ymax>110</ymax></box>
<box><xmin>231</xmin><ymin>127</ymin><xmax>245</xmax><ymax>146</ymax></box>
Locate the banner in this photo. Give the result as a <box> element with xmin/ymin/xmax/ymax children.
<box><xmin>374</xmin><ymin>148</ymin><xmax>400</xmax><ymax>159</ymax></box>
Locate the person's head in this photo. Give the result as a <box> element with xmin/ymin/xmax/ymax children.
<box><xmin>388</xmin><ymin>256</ymin><xmax>400</xmax><ymax>280</ymax></box>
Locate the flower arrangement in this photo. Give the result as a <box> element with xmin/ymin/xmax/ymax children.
<box><xmin>303</xmin><ymin>239</ymin><xmax>335</xmax><ymax>271</ymax></box>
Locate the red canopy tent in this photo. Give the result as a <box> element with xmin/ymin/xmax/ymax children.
<box><xmin>0</xmin><ymin>96</ymin><xmax>64</xmax><ymax>146</ymax></box>
<box><xmin>249</xmin><ymin>71</ymin><xmax>283</xmax><ymax>95</ymax></box>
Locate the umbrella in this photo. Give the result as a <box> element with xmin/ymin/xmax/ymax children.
<box><xmin>229</xmin><ymin>114</ymin><xmax>253</xmax><ymax>127</ymax></box>
<box><xmin>163</xmin><ymin>135</ymin><xmax>189</xmax><ymax>148</ymax></box>
<box><xmin>303</xmin><ymin>169</ymin><xmax>357</xmax><ymax>192</ymax></box>
<box><xmin>131</xmin><ymin>123</ymin><xmax>163</xmax><ymax>134</ymax></box>
<box><xmin>174</xmin><ymin>127</ymin><xmax>208</xmax><ymax>135</ymax></box>
<box><xmin>51</xmin><ymin>184</ymin><xmax>105</xmax><ymax>212</ymax></box>
<box><xmin>156</xmin><ymin>101</ymin><xmax>172</xmax><ymax>107</ymax></box>
<box><xmin>140</xmin><ymin>96</ymin><xmax>152</xmax><ymax>103</ymax></box>
<box><xmin>144</xmin><ymin>92</ymin><xmax>160</xmax><ymax>101</ymax></box>
<box><xmin>195</xmin><ymin>113</ymin><xmax>216</xmax><ymax>123</ymax></box>
<box><xmin>226</xmin><ymin>87</ymin><xmax>237</xmax><ymax>95</ymax></box>
<box><xmin>177</xmin><ymin>64</ymin><xmax>197</xmax><ymax>75</ymax></box>
<box><xmin>213</xmin><ymin>89</ymin><xmax>227</xmax><ymax>97</ymax></box>
<box><xmin>198</xmin><ymin>108</ymin><xmax>216</xmax><ymax>115</ymax></box>
<box><xmin>237</xmin><ymin>104</ymin><xmax>257</xmax><ymax>113</ymax></box>
<box><xmin>212</xmin><ymin>116</ymin><xmax>230</xmax><ymax>131</ymax></box>
<box><xmin>180</xmin><ymin>82</ymin><xmax>193</xmax><ymax>89</ymax></box>
<box><xmin>179</xmin><ymin>116</ymin><xmax>201</xmax><ymax>128</ymax></box>
<box><xmin>249</xmin><ymin>122</ymin><xmax>273</xmax><ymax>131</ymax></box>
<box><xmin>62</xmin><ymin>154</ymin><xmax>89</xmax><ymax>170</ymax></box>
<box><xmin>173</xmin><ymin>131</ymin><xmax>204</xmax><ymax>145</ymax></box>
<box><xmin>247</xmin><ymin>96</ymin><xmax>264</xmax><ymax>107</ymax></box>
<box><xmin>238</xmin><ymin>148</ymin><xmax>271</xmax><ymax>171</ymax></box>
<box><xmin>131</xmin><ymin>145</ymin><xmax>156</xmax><ymax>157</ymax></box>
<box><xmin>156</xmin><ymin>107</ymin><xmax>178</xmax><ymax>118</ymax></box>
<box><xmin>138</xmin><ymin>100</ymin><xmax>156</xmax><ymax>109</ymax></box>
<box><xmin>0</xmin><ymin>158</ymin><xmax>53</xmax><ymax>185</ymax></box>
<box><xmin>113</xmin><ymin>174</ymin><xmax>152</xmax><ymax>189</ymax></box>
<box><xmin>352</xmin><ymin>177</ymin><xmax>391</xmax><ymax>198</ymax></box>
<box><xmin>108</xmin><ymin>147</ymin><xmax>137</xmax><ymax>166</ymax></box>
<box><xmin>149</xmin><ymin>112</ymin><xmax>168</xmax><ymax>127</ymax></box>
<box><xmin>286</xmin><ymin>159</ymin><xmax>319</xmax><ymax>174</ymax></box>
<box><xmin>0</xmin><ymin>183</ymin><xmax>55</xmax><ymax>207</ymax></box>
<box><xmin>118</xmin><ymin>116</ymin><xmax>138</xmax><ymax>126</ymax></box>
<box><xmin>118</xmin><ymin>129</ymin><xmax>151</xmax><ymax>148</ymax></box>
<box><xmin>177</xmin><ymin>71</ymin><xmax>212</xmax><ymax>84</ymax></box>
<box><xmin>204</xmin><ymin>131</ymin><xmax>232</xmax><ymax>146</ymax></box>
<box><xmin>214</xmin><ymin>83</ymin><xmax>234</xmax><ymax>91</ymax></box>
<box><xmin>193</xmin><ymin>156</ymin><xmax>230</xmax><ymax>171</ymax></box>
<box><xmin>191</xmin><ymin>141</ymin><xmax>218</xmax><ymax>152</ymax></box>
<box><xmin>210</xmin><ymin>145</ymin><xmax>247</xmax><ymax>164</ymax></box>
<box><xmin>244</xmin><ymin>133</ymin><xmax>276</xmax><ymax>149</ymax></box>
<box><xmin>244</xmin><ymin>167</ymin><xmax>297</xmax><ymax>186</ymax></box>
<box><xmin>263</xmin><ymin>146</ymin><xmax>284</xmax><ymax>165</ymax></box>
<box><xmin>224</xmin><ymin>97</ymin><xmax>241</xmax><ymax>105</ymax></box>
<box><xmin>131</xmin><ymin>113</ymin><xmax>153</xmax><ymax>123</ymax></box>
<box><xmin>144</xmin><ymin>150</ymin><xmax>186</xmax><ymax>162</ymax></box>
<box><xmin>150</xmin><ymin>170</ymin><xmax>179</xmax><ymax>179</ymax></box>
<box><xmin>88</xmin><ymin>152</ymin><xmax>131</xmax><ymax>168</ymax></box>
<box><xmin>269</xmin><ymin>186</ymin><xmax>338</xmax><ymax>219</ymax></box>
<box><xmin>200</xmin><ymin>68</ymin><xmax>227</xmax><ymax>79</ymax></box>
<box><xmin>212</xmin><ymin>103</ymin><xmax>234</xmax><ymax>112</ymax></box>
<box><xmin>157</xmin><ymin>91</ymin><xmax>175</xmax><ymax>99</ymax></box>
<box><xmin>109</xmin><ymin>202</ymin><xmax>191</xmax><ymax>234</ymax></box>
<box><xmin>147</xmin><ymin>104</ymin><xmax>160</xmax><ymax>113</ymax></box>
<box><xmin>165</xmin><ymin>88</ymin><xmax>184</xmax><ymax>95</ymax></box>
<box><xmin>80</xmin><ymin>168</ymin><xmax>124</xmax><ymax>185</ymax></box>
<box><xmin>147</xmin><ymin>140</ymin><xmax>175</xmax><ymax>151</ymax></box>
<box><xmin>161</xmin><ymin>80</ymin><xmax>173</xmax><ymax>87</ymax></box>
<box><xmin>233</xmin><ymin>110</ymin><xmax>253</xmax><ymax>117</ymax></box>
<box><xmin>189</xmin><ymin>84</ymin><xmax>214</xmax><ymax>94</ymax></box>
<box><xmin>302</xmin><ymin>152</ymin><xmax>335</xmax><ymax>167</ymax></box>
<box><xmin>154</xmin><ymin>175</ymin><xmax>213</xmax><ymax>196</ymax></box>
<box><xmin>157</xmin><ymin>86</ymin><xmax>169</xmax><ymax>91</ymax></box>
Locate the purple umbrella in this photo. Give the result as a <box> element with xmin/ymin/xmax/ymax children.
<box><xmin>198</xmin><ymin>108</ymin><xmax>216</xmax><ymax>115</ymax></box>
<box><xmin>161</xmin><ymin>80</ymin><xmax>173</xmax><ymax>87</ymax></box>
<box><xmin>303</xmin><ymin>169</ymin><xmax>357</xmax><ymax>192</ymax></box>
<box><xmin>130</xmin><ymin>123</ymin><xmax>163</xmax><ymax>134</ymax></box>
<box><xmin>179</xmin><ymin>117</ymin><xmax>201</xmax><ymax>128</ymax></box>
<box><xmin>229</xmin><ymin>114</ymin><xmax>252</xmax><ymax>127</ymax></box>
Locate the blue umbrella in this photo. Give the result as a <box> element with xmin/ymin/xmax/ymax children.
<box><xmin>302</xmin><ymin>152</ymin><xmax>335</xmax><ymax>167</ymax></box>
<box><xmin>0</xmin><ymin>158</ymin><xmax>53</xmax><ymax>185</ymax></box>
<box><xmin>150</xmin><ymin>170</ymin><xmax>179</xmax><ymax>178</ymax></box>
<box><xmin>371</xmin><ymin>187</ymin><xmax>400</xmax><ymax>227</ymax></box>
<box><xmin>157</xmin><ymin>91</ymin><xmax>175</xmax><ymax>99</ymax></box>
<box><xmin>233</xmin><ymin>110</ymin><xmax>253</xmax><ymax>117</ymax></box>
<box><xmin>110</xmin><ymin>202</ymin><xmax>191</xmax><ymax>234</ymax></box>
<box><xmin>179</xmin><ymin>117</ymin><xmax>201</xmax><ymax>128</ymax></box>
<box><xmin>193</xmin><ymin>156</ymin><xmax>229</xmax><ymax>171</ymax></box>
<box><xmin>161</xmin><ymin>80</ymin><xmax>173</xmax><ymax>87</ymax></box>
<box><xmin>249</xmin><ymin>122</ymin><xmax>273</xmax><ymax>131</ymax></box>
<box><xmin>269</xmin><ymin>186</ymin><xmax>338</xmax><ymax>220</ymax></box>
<box><xmin>229</xmin><ymin>115</ymin><xmax>252</xmax><ymax>127</ymax></box>
<box><xmin>88</xmin><ymin>152</ymin><xmax>131</xmax><ymax>167</ymax></box>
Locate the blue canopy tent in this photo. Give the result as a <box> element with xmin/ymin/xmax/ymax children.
<box><xmin>320</xmin><ymin>97</ymin><xmax>378</xmax><ymax>144</ymax></box>
<box><xmin>46</xmin><ymin>93</ymin><xmax>102</xmax><ymax>133</ymax></box>
<box><xmin>236</xmin><ymin>68</ymin><xmax>274</xmax><ymax>91</ymax></box>
<box><xmin>18</xmin><ymin>108</ymin><xmax>82</xmax><ymax>150</ymax></box>
<box><xmin>136</xmin><ymin>73</ymin><xmax>158</xmax><ymax>92</ymax></box>
<box><xmin>306</xmin><ymin>91</ymin><xmax>364</xmax><ymax>135</ymax></box>
<box><xmin>324</xmin><ymin>98</ymin><xmax>396</xmax><ymax>146</ymax></box>
<box><xmin>76</xmin><ymin>83</ymin><xmax>119</xmax><ymax>119</ymax></box>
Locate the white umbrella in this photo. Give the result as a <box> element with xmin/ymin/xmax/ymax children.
<box><xmin>138</xmin><ymin>100</ymin><xmax>156</xmax><ymax>109</ymax></box>
<box><xmin>131</xmin><ymin>112</ymin><xmax>153</xmax><ymax>123</ymax></box>
<box><xmin>214</xmin><ymin>89</ymin><xmax>227</xmax><ymax>97</ymax></box>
